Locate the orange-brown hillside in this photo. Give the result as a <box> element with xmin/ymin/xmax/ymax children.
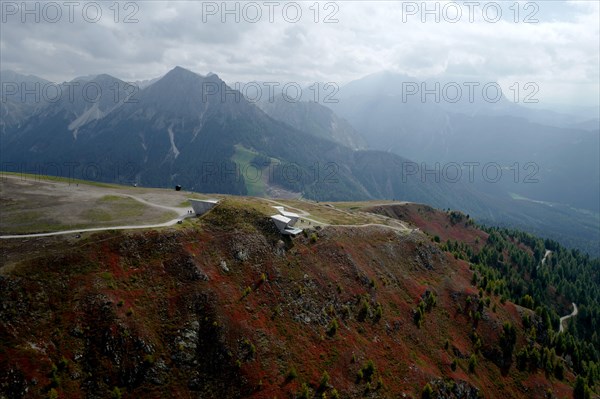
<box><xmin>0</xmin><ymin>200</ymin><xmax>577</xmax><ymax>398</ymax></box>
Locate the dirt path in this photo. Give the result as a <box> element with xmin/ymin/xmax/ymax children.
<box><xmin>264</xmin><ymin>199</ymin><xmax>328</xmax><ymax>226</ymax></box>
<box><xmin>122</xmin><ymin>194</ymin><xmax>186</xmax><ymax>214</ymax></box>
<box><xmin>538</xmin><ymin>249</ymin><xmax>578</xmax><ymax>334</ymax></box>
<box><xmin>0</xmin><ymin>195</ymin><xmax>193</xmax><ymax>239</ymax></box>
<box><xmin>559</xmin><ymin>303</ymin><xmax>578</xmax><ymax>333</ymax></box>
<box><xmin>328</xmin><ymin>223</ymin><xmax>412</xmax><ymax>233</ymax></box>
<box><xmin>1</xmin><ymin>180</ymin><xmax>411</xmax><ymax>238</ymax></box>
<box><xmin>536</xmin><ymin>249</ymin><xmax>552</xmax><ymax>270</ymax></box>
<box><xmin>542</xmin><ymin>249</ymin><xmax>551</xmax><ymax>265</ymax></box>
<box><xmin>264</xmin><ymin>199</ymin><xmax>412</xmax><ymax>233</ymax></box>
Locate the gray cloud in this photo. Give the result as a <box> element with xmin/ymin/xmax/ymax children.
<box><xmin>1</xmin><ymin>1</ymin><xmax>598</xmax><ymax>106</ymax></box>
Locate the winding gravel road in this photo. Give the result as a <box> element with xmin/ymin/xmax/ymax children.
<box><xmin>538</xmin><ymin>249</ymin><xmax>579</xmax><ymax>334</ymax></box>
<box><xmin>2</xmin><ymin>195</ymin><xmax>411</xmax><ymax>240</ymax></box>
<box><xmin>559</xmin><ymin>302</ymin><xmax>578</xmax><ymax>333</ymax></box>
<box><xmin>265</xmin><ymin>199</ymin><xmax>411</xmax><ymax>233</ymax></box>
<box><xmin>0</xmin><ymin>195</ymin><xmax>194</xmax><ymax>239</ymax></box>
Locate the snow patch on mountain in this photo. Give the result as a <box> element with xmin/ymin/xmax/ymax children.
<box><xmin>69</xmin><ymin>103</ymin><xmax>104</xmax><ymax>139</ymax></box>
<box><xmin>168</xmin><ymin>126</ymin><xmax>180</xmax><ymax>159</ymax></box>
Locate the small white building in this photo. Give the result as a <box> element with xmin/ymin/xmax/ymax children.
<box><xmin>272</xmin><ymin>206</ymin><xmax>299</xmax><ymax>226</ymax></box>
<box><xmin>270</xmin><ymin>206</ymin><xmax>302</xmax><ymax>235</ymax></box>
<box><xmin>189</xmin><ymin>198</ymin><xmax>219</xmax><ymax>216</ymax></box>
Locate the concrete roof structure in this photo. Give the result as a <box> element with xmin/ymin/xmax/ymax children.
<box><xmin>189</xmin><ymin>198</ymin><xmax>219</xmax><ymax>216</ymax></box>
<box><xmin>270</xmin><ymin>207</ymin><xmax>303</xmax><ymax>236</ymax></box>
<box><xmin>271</xmin><ymin>214</ymin><xmax>292</xmax><ymax>231</ymax></box>
<box><xmin>272</xmin><ymin>206</ymin><xmax>299</xmax><ymax>226</ymax></box>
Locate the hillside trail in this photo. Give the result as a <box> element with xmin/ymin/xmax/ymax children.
<box><xmin>2</xmin><ymin>195</ymin><xmax>412</xmax><ymax>239</ymax></box>
<box><xmin>263</xmin><ymin>199</ymin><xmax>328</xmax><ymax>226</ymax></box>
<box><xmin>0</xmin><ymin>194</ymin><xmax>194</xmax><ymax>239</ymax></box>
<box><xmin>264</xmin><ymin>199</ymin><xmax>412</xmax><ymax>233</ymax></box>
<box><xmin>538</xmin><ymin>248</ymin><xmax>578</xmax><ymax>334</ymax></box>
<box><xmin>327</xmin><ymin>223</ymin><xmax>412</xmax><ymax>233</ymax></box>
<box><xmin>538</xmin><ymin>249</ymin><xmax>552</xmax><ymax>269</ymax></box>
<box><xmin>121</xmin><ymin>194</ymin><xmax>185</xmax><ymax>214</ymax></box>
<box><xmin>559</xmin><ymin>303</ymin><xmax>578</xmax><ymax>333</ymax></box>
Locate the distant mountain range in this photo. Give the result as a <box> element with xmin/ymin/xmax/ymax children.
<box><xmin>1</xmin><ymin>67</ymin><xmax>598</xmax><ymax>255</ymax></box>
<box><xmin>0</xmin><ymin>67</ymin><xmax>478</xmax><ymax>205</ymax></box>
<box><xmin>327</xmin><ymin>71</ymin><xmax>600</xmax><ymax>212</ymax></box>
<box><xmin>257</xmin><ymin>94</ymin><xmax>367</xmax><ymax>150</ymax></box>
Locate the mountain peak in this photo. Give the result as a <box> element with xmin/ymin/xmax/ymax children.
<box><xmin>0</xmin><ymin>70</ymin><xmax>52</xmax><ymax>85</ymax></box>
<box><xmin>90</xmin><ymin>74</ymin><xmax>125</xmax><ymax>85</ymax></box>
<box><xmin>137</xmin><ymin>66</ymin><xmax>251</xmax><ymax>119</ymax></box>
<box><xmin>165</xmin><ymin>66</ymin><xmax>201</xmax><ymax>79</ymax></box>
<box><xmin>153</xmin><ymin>66</ymin><xmax>209</xmax><ymax>89</ymax></box>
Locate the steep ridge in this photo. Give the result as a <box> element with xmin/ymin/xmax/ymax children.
<box><xmin>365</xmin><ymin>202</ymin><xmax>599</xmax><ymax>395</ymax></box>
<box><xmin>0</xmin><ymin>71</ymin><xmax>54</xmax><ymax>132</ymax></box>
<box><xmin>2</xmin><ymin>198</ymin><xmax>594</xmax><ymax>398</ymax></box>
<box><xmin>1</xmin><ymin>67</ymin><xmax>598</xmax><ymax>256</ymax></box>
<box><xmin>258</xmin><ymin>95</ymin><xmax>367</xmax><ymax>150</ymax></box>
<box><xmin>0</xmin><ymin>67</ymin><xmax>491</xmax><ymax>210</ymax></box>
<box><xmin>327</xmin><ymin>72</ymin><xmax>600</xmax><ymax>255</ymax></box>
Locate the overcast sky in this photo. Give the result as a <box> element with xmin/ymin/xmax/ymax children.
<box><xmin>1</xmin><ymin>1</ymin><xmax>599</xmax><ymax>108</ymax></box>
